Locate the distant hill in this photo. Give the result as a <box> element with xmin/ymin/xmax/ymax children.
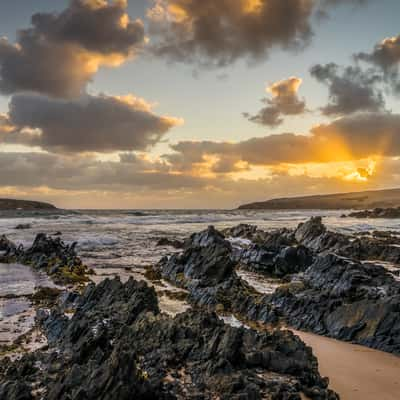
<box><xmin>238</xmin><ymin>188</ymin><xmax>400</xmax><ymax>210</ymax></box>
<box><xmin>0</xmin><ymin>199</ymin><xmax>57</xmax><ymax>210</ymax></box>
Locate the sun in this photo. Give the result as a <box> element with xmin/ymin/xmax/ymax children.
<box><xmin>343</xmin><ymin>160</ymin><xmax>377</xmax><ymax>182</ymax></box>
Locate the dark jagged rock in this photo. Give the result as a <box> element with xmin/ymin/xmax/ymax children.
<box><xmin>0</xmin><ymin>235</ymin><xmax>16</xmax><ymax>253</ymax></box>
<box><xmin>226</xmin><ymin>217</ymin><xmax>400</xmax><ymax>265</ymax></box>
<box><xmin>224</xmin><ymin>224</ymin><xmax>295</xmax><ymax>247</ymax></box>
<box><xmin>0</xmin><ymin>233</ymin><xmax>91</xmax><ymax>284</ymax></box>
<box><xmin>15</xmin><ymin>223</ymin><xmax>32</xmax><ymax>230</ymax></box>
<box><xmin>157</xmin><ymin>227</ymin><xmax>280</xmax><ymax>324</ymax></box>
<box><xmin>348</xmin><ymin>206</ymin><xmax>400</xmax><ymax>219</ymax></box>
<box><xmin>234</xmin><ymin>244</ymin><xmax>313</xmax><ymax>278</ymax></box>
<box><xmin>158</xmin><ymin>222</ymin><xmax>400</xmax><ymax>355</ymax></box>
<box><xmin>0</xmin><ymin>278</ymin><xmax>338</xmax><ymax>400</ymax></box>
<box><xmin>224</xmin><ymin>224</ymin><xmax>311</xmax><ymax>278</ymax></box>
<box><xmin>293</xmin><ymin>217</ymin><xmax>349</xmax><ymax>254</ymax></box>
<box><xmin>271</xmin><ymin>254</ymin><xmax>400</xmax><ymax>354</ymax></box>
<box><xmin>292</xmin><ymin>216</ymin><xmax>400</xmax><ymax>264</ymax></box>
<box><xmin>221</xmin><ymin>224</ymin><xmax>258</xmax><ymax>239</ymax></box>
<box><xmin>156</xmin><ymin>237</ymin><xmax>184</xmax><ymax>249</ymax></box>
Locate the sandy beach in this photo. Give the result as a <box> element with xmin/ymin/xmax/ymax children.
<box><xmin>295</xmin><ymin>330</ymin><xmax>400</xmax><ymax>400</ymax></box>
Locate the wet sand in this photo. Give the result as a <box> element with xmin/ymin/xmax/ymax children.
<box><xmin>294</xmin><ymin>330</ymin><xmax>400</xmax><ymax>400</ymax></box>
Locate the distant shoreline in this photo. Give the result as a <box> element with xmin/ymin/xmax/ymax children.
<box><xmin>238</xmin><ymin>188</ymin><xmax>400</xmax><ymax>210</ymax></box>
<box><xmin>0</xmin><ymin>198</ymin><xmax>57</xmax><ymax>211</ymax></box>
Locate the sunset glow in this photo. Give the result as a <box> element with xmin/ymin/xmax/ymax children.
<box><xmin>0</xmin><ymin>0</ymin><xmax>399</xmax><ymax>208</ymax></box>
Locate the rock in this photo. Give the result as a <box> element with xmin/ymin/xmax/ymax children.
<box><xmin>291</xmin><ymin>217</ymin><xmax>400</xmax><ymax>264</ymax></box>
<box><xmin>157</xmin><ymin>227</ymin><xmax>279</xmax><ymax>323</ymax></box>
<box><xmin>0</xmin><ymin>235</ymin><xmax>16</xmax><ymax>252</ymax></box>
<box><xmin>156</xmin><ymin>237</ymin><xmax>184</xmax><ymax>249</ymax></box>
<box><xmin>15</xmin><ymin>223</ymin><xmax>32</xmax><ymax>230</ymax></box>
<box><xmin>347</xmin><ymin>207</ymin><xmax>400</xmax><ymax>219</ymax></box>
<box><xmin>222</xmin><ymin>224</ymin><xmax>295</xmax><ymax>247</ymax></box>
<box><xmin>0</xmin><ymin>233</ymin><xmax>91</xmax><ymax>285</ymax></box>
<box><xmin>221</xmin><ymin>224</ymin><xmax>258</xmax><ymax>239</ymax></box>
<box><xmin>234</xmin><ymin>244</ymin><xmax>313</xmax><ymax>278</ymax></box>
<box><xmin>271</xmin><ymin>254</ymin><xmax>400</xmax><ymax>354</ymax></box>
<box><xmin>0</xmin><ymin>278</ymin><xmax>338</xmax><ymax>400</ymax></box>
<box><xmin>157</xmin><ymin>221</ymin><xmax>400</xmax><ymax>355</ymax></box>
<box><xmin>184</xmin><ymin>225</ymin><xmax>227</xmax><ymax>249</ymax></box>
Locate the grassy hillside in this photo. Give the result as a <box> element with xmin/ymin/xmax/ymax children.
<box><xmin>238</xmin><ymin>188</ymin><xmax>400</xmax><ymax>210</ymax></box>
<box><xmin>0</xmin><ymin>199</ymin><xmax>57</xmax><ymax>210</ymax></box>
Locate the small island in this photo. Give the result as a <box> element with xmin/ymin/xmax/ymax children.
<box><xmin>0</xmin><ymin>198</ymin><xmax>57</xmax><ymax>210</ymax></box>
<box><xmin>238</xmin><ymin>188</ymin><xmax>400</xmax><ymax>210</ymax></box>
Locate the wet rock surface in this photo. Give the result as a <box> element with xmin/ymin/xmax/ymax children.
<box><xmin>271</xmin><ymin>254</ymin><xmax>400</xmax><ymax>354</ymax></box>
<box><xmin>0</xmin><ymin>233</ymin><xmax>92</xmax><ymax>285</ymax></box>
<box><xmin>0</xmin><ymin>277</ymin><xmax>338</xmax><ymax>400</ymax></box>
<box><xmin>157</xmin><ymin>227</ymin><xmax>279</xmax><ymax>324</ymax></box>
<box><xmin>236</xmin><ymin>216</ymin><xmax>400</xmax><ymax>267</ymax></box>
<box><xmin>156</xmin><ymin>237</ymin><xmax>184</xmax><ymax>249</ymax></box>
<box><xmin>346</xmin><ymin>207</ymin><xmax>400</xmax><ymax>219</ymax></box>
<box><xmin>157</xmin><ymin>220</ymin><xmax>400</xmax><ymax>355</ymax></box>
<box><xmin>234</xmin><ymin>244</ymin><xmax>313</xmax><ymax>278</ymax></box>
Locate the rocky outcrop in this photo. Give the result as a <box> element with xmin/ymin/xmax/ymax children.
<box><xmin>347</xmin><ymin>207</ymin><xmax>400</xmax><ymax>219</ymax></box>
<box><xmin>227</xmin><ymin>217</ymin><xmax>400</xmax><ymax>265</ymax></box>
<box><xmin>294</xmin><ymin>217</ymin><xmax>400</xmax><ymax>264</ymax></box>
<box><xmin>221</xmin><ymin>224</ymin><xmax>258</xmax><ymax>239</ymax></box>
<box><xmin>0</xmin><ymin>233</ymin><xmax>91</xmax><ymax>284</ymax></box>
<box><xmin>163</xmin><ymin>222</ymin><xmax>400</xmax><ymax>355</ymax></box>
<box><xmin>15</xmin><ymin>223</ymin><xmax>32</xmax><ymax>230</ymax></box>
<box><xmin>157</xmin><ymin>227</ymin><xmax>280</xmax><ymax>324</ymax></box>
<box><xmin>234</xmin><ymin>244</ymin><xmax>313</xmax><ymax>278</ymax></box>
<box><xmin>0</xmin><ymin>235</ymin><xmax>16</xmax><ymax>252</ymax></box>
<box><xmin>271</xmin><ymin>254</ymin><xmax>400</xmax><ymax>354</ymax></box>
<box><xmin>0</xmin><ymin>278</ymin><xmax>338</xmax><ymax>400</ymax></box>
<box><xmin>156</xmin><ymin>237</ymin><xmax>184</xmax><ymax>249</ymax></box>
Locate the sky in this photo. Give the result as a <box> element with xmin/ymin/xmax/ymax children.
<box><xmin>0</xmin><ymin>0</ymin><xmax>400</xmax><ymax>209</ymax></box>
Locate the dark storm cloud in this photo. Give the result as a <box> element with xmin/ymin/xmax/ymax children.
<box><xmin>147</xmin><ymin>0</ymin><xmax>370</xmax><ymax>66</ymax></box>
<box><xmin>244</xmin><ymin>77</ymin><xmax>307</xmax><ymax>127</ymax></box>
<box><xmin>147</xmin><ymin>0</ymin><xmax>315</xmax><ymax>66</ymax></box>
<box><xmin>310</xmin><ymin>63</ymin><xmax>385</xmax><ymax>116</ymax></box>
<box><xmin>2</xmin><ymin>93</ymin><xmax>182</xmax><ymax>153</ymax></box>
<box><xmin>0</xmin><ymin>0</ymin><xmax>145</xmax><ymax>98</ymax></box>
<box><xmin>31</xmin><ymin>0</ymin><xmax>145</xmax><ymax>55</ymax></box>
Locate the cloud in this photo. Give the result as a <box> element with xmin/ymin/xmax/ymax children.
<box><xmin>0</xmin><ymin>151</ymin><xmax>207</xmax><ymax>192</ymax></box>
<box><xmin>0</xmin><ymin>0</ymin><xmax>145</xmax><ymax>97</ymax></box>
<box><xmin>166</xmin><ymin>111</ymin><xmax>400</xmax><ymax>173</ymax></box>
<box><xmin>356</xmin><ymin>35</ymin><xmax>400</xmax><ymax>72</ymax></box>
<box><xmin>1</xmin><ymin>93</ymin><xmax>183</xmax><ymax>153</ymax></box>
<box><xmin>1</xmin><ymin>150</ymin><xmax>398</xmax><ymax>209</ymax></box>
<box><xmin>0</xmin><ymin>114</ymin><xmax>14</xmax><ymax>134</ymax></box>
<box><xmin>310</xmin><ymin>63</ymin><xmax>385</xmax><ymax>116</ymax></box>
<box><xmin>244</xmin><ymin>77</ymin><xmax>307</xmax><ymax>127</ymax></box>
<box><xmin>311</xmin><ymin>112</ymin><xmax>400</xmax><ymax>159</ymax></box>
<box><xmin>315</xmin><ymin>0</ymin><xmax>370</xmax><ymax>18</ymax></box>
<box><xmin>146</xmin><ymin>0</ymin><xmax>370</xmax><ymax>66</ymax></box>
<box><xmin>355</xmin><ymin>34</ymin><xmax>400</xmax><ymax>93</ymax></box>
<box><xmin>147</xmin><ymin>0</ymin><xmax>315</xmax><ymax>66</ymax></box>
<box><xmin>320</xmin><ymin>0</ymin><xmax>369</xmax><ymax>5</ymax></box>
